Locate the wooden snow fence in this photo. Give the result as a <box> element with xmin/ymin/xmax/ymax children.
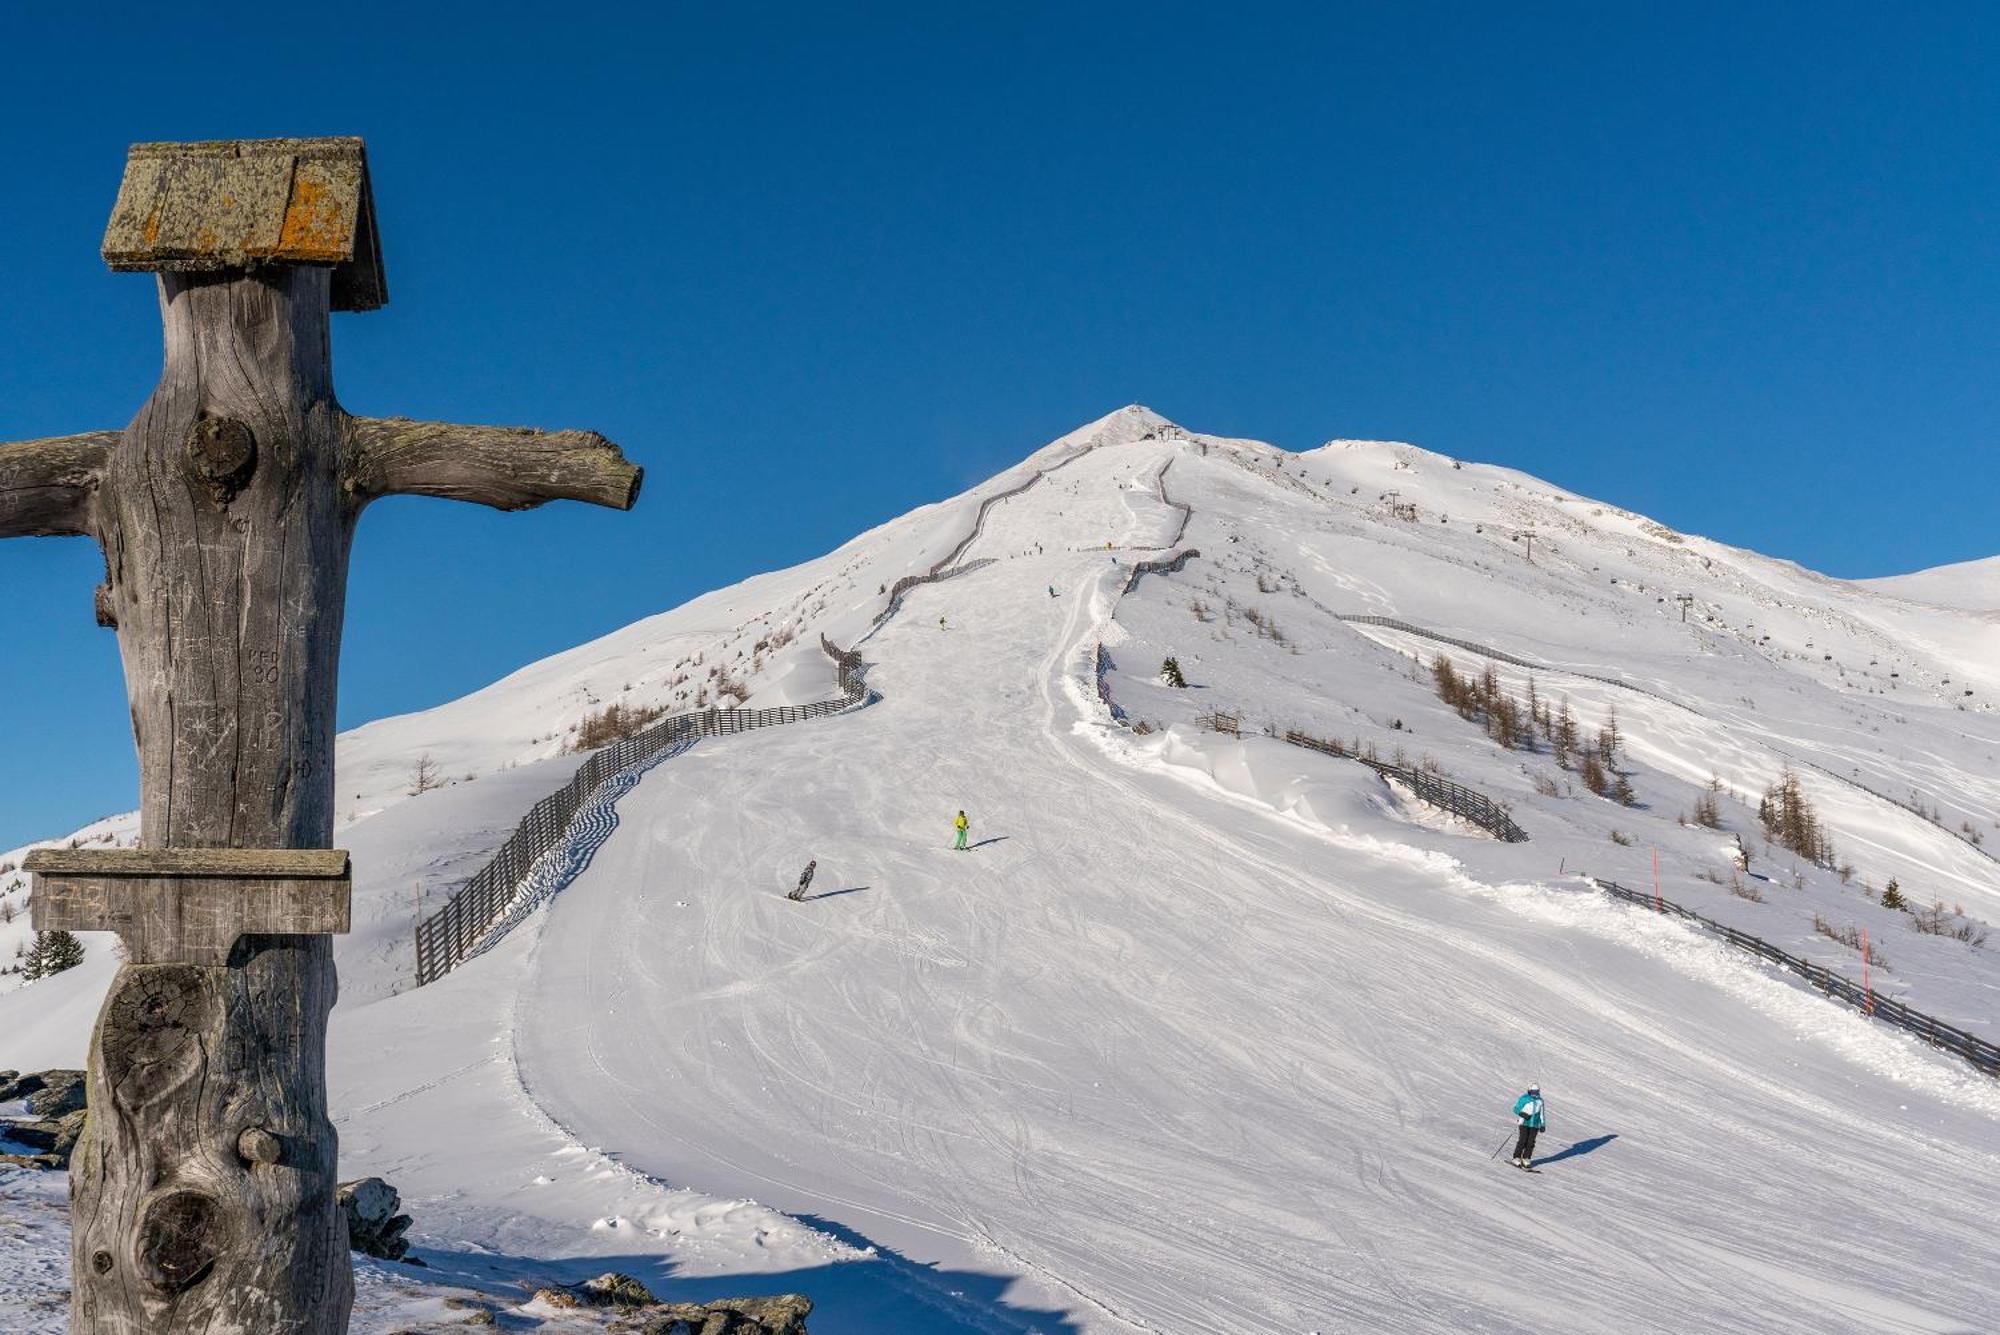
<box><xmin>1150</xmin><ymin>457</ymin><xmax>1193</xmax><ymax>548</ymax></box>
<box><xmin>412</xmin><ymin>638</ymin><xmax>867</xmax><ymax>985</ymax></box>
<box><xmin>862</xmin><ymin>447</ymin><xmax>1103</xmax><ymax>643</ymax></box>
<box><xmin>1592</xmin><ymin>878</ymin><xmax>2000</xmax><ymax>1078</ymax></box>
<box><xmin>868</xmin><ymin>559</ymin><xmax>996</xmax><ymax>640</ymax></box>
<box><xmin>1283</xmin><ymin>730</ymin><xmax>1530</xmax><ymax>843</ymax></box>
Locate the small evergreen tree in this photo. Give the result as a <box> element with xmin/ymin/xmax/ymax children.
<box><xmin>1881</xmin><ymin>877</ymin><xmax>1907</xmax><ymax>911</ymax></box>
<box><xmin>23</xmin><ymin>929</ymin><xmax>85</xmax><ymax>981</ymax></box>
<box><xmin>1579</xmin><ymin>751</ymin><xmax>1610</xmax><ymax>797</ymax></box>
<box><xmin>1160</xmin><ymin>656</ymin><xmax>1187</xmax><ymax>688</ymax></box>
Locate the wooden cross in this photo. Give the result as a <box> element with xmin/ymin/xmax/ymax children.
<box><xmin>2</xmin><ymin>137</ymin><xmax>640</xmax><ymax>1333</ymax></box>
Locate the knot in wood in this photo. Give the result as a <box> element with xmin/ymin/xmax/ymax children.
<box><xmin>136</xmin><ymin>1188</ymin><xmax>226</xmax><ymax>1295</ymax></box>
<box><xmin>185</xmin><ymin>415</ymin><xmax>257</xmax><ymax>500</ymax></box>
<box><xmin>118</xmin><ymin>971</ymin><xmax>196</xmax><ymax>1040</ymax></box>
<box><xmin>101</xmin><ymin>967</ymin><xmax>213</xmax><ymax>1109</ymax></box>
<box><xmin>237</xmin><ymin>1125</ymin><xmax>283</xmax><ymax>1165</ymax></box>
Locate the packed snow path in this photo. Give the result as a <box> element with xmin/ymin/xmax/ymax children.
<box><xmin>513</xmin><ymin>440</ymin><xmax>2000</xmax><ymax>1333</ymax></box>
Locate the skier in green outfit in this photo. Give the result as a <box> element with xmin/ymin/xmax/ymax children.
<box><xmin>953</xmin><ymin>810</ymin><xmax>969</xmax><ymax>851</ymax></box>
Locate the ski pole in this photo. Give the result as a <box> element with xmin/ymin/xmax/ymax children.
<box><xmin>1490</xmin><ymin>1131</ymin><xmax>1514</xmax><ymax>1161</ymax></box>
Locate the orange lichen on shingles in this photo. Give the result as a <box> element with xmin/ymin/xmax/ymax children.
<box><xmin>273</xmin><ymin>172</ymin><xmax>354</xmax><ymax>263</ymax></box>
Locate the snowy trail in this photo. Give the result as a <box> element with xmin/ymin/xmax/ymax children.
<box><xmin>512</xmin><ymin>440</ymin><xmax>2000</xmax><ymax>1333</ymax></box>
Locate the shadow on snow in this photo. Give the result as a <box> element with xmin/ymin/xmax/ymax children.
<box><xmin>1533</xmin><ymin>1133</ymin><xmax>1619</xmax><ymax>1169</ymax></box>
<box><xmin>397</xmin><ymin>1213</ymin><xmax>1087</xmax><ymax>1335</ymax></box>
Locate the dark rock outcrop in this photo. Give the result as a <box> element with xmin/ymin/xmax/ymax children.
<box><xmin>532</xmin><ymin>1275</ymin><xmax>812</xmax><ymax>1333</ymax></box>
<box><xmin>625</xmin><ymin>1294</ymin><xmax>814</xmax><ymax>1334</ymax></box>
<box><xmin>0</xmin><ymin>1070</ymin><xmax>48</xmax><ymax>1102</ymax></box>
<box><xmin>0</xmin><ymin>1069</ymin><xmax>89</xmax><ymax>1169</ymax></box>
<box><xmin>336</xmin><ymin>1176</ymin><xmax>414</xmax><ymax>1261</ymax></box>
<box><xmin>26</xmin><ymin>1069</ymin><xmax>85</xmax><ymax>1117</ymax></box>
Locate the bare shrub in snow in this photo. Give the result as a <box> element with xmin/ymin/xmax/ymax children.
<box><xmin>1909</xmin><ymin>901</ymin><xmax>1989</xmax><ymax>946</ymax></box>
<box><xmin>1242</xmin><ymin>606</ymin><xmax>1284</xmax><ymax>642</ymax></box>
<box><xmin>1692</xmin><ymin>778</ymin><xmax>1723</xmax><ymax>829</ymax></box>
<box><xmin>713</xmin><ymin>668</ymin><xmax>749</xmax><ymax>706</ymax></box>
<box><xmin>570</xmin><ymin>702</ymin><xmax>668</xmax><ymax>752</ymax></box>
<box><xmin>406</xmin><ymin>754</ymin><xmax>444</xmax><ymax>796</ymax></box>
<box><xmin>1814</xmin><ymin>913</ymin><xmax>1891</xmax><ymax>970</ymax></box>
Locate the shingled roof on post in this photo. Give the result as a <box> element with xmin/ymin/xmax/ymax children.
<box><xmin>102</xmin><ymin>136</ymin><xmax>387</xmax><ymax>310</ymax></box>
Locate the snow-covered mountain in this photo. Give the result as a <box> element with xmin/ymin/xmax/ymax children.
<box><xmin>5</xmin><ymin>406</ymin><xmax>1998</xmax><ymax>1333</ymax></box>
<box><xmin>1859</xmin><ymin>552</ymin><xmax>2000</xmax><ymax>613</ymax></box>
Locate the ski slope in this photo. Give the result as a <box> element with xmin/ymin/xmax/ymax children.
<box><xmin>4</xmin><ymin>408</ymin><xmax>1998</xmax><ymax>1332</ymax></box>
<box><xmin>505</xmin><ymin>431</ymin><xmax>2000</xmax><ymax>1332</ymax></box>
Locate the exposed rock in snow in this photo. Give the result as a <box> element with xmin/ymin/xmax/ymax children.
<box><xmin>338</xmin><ymin>1176</ymin><xmax>415</xmax><ymax>1262</ymax></box>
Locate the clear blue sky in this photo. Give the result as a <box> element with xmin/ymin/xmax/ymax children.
<box><xmin>1</xmin><ymin>3</ymin><xmax>1994</xmax><ymax>847</ymax></box>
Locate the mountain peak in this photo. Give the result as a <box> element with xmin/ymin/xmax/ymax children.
<box><xmin>1034</xmin><ymin>404</ymin><xmax>1181</xmax><ymax>460</ymax></box>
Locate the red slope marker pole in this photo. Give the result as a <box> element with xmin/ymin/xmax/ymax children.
<box><xmin>1862</xmin><ymin>928</ymin><xmax>1874</xmax><ymax>1016</ymax></box>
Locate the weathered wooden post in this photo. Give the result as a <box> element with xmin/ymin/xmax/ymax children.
<box><xmin>2</xmin><ymin>137</ymin><xmax>641</xmax><ymax>1332</ymax></box>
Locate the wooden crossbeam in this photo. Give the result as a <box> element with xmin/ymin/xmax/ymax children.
<box><xmin>27</xmin><ymin>847</ymin><xmax>351</xmax><ymax>965</ymax></box>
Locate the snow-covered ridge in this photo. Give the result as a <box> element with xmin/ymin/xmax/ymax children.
<box><xmin>1859</xmin><ymin>552</ymin><xmax>2000</xmax><ymax>612</ymax></box>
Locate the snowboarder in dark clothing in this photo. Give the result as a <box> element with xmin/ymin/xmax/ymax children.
<box><xmin>788</xmin><ymin>859</ymin><xmax>817</xmax><ymax>902</ymax></box>
<box><xmin>1511</xmin><ymin>1086</ymin><xmax>1546</xmax><ymax>1167</ymax></box>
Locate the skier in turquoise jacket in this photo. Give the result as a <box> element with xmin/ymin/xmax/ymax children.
<box><xmin>1510</xmin><ymin>1086</ymin><xmax>1546</xmax><ymax>1167</ymax></box>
